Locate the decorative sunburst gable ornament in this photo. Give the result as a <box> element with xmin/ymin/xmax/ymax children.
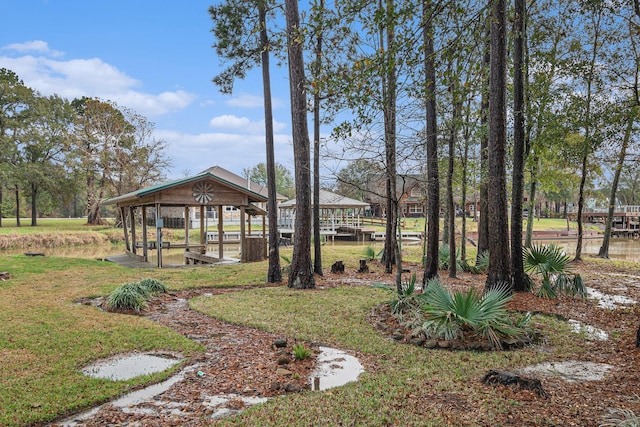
<box><xmin>192</xmin><ymin>181</ymin><xmax>214</xmax><ymax>204</ymax></box>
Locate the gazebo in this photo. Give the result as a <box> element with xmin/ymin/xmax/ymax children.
<box><xmin>278</xmin><ymin>189</ymin><xmax>371</xmax><ymax>241</ymax></box>
<box><xmin>104</xmin><ymin>171</ymin><xmax>267</xmax><ymax>267</ymax></box>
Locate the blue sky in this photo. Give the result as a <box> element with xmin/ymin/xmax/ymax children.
<box><xmin>0</xmin><ymin>0</ymin><xmax>295</xmax><ymax>180</ymax></box>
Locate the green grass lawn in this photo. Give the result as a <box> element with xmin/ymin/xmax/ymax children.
<box><xmin>0</xmin><ymin>252</ymin><xmax>275</xmax><ymax>426</ymax></box>
<box><xmin>0</xmin><ymin>219</ymin><xmax>616</xmax><ymax>425</ymax></box>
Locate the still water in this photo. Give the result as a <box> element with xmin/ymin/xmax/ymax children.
<box><xmin>1</xmin><ymin>237</ymin><xmax>639</xmax><ymax>263</ymax></box>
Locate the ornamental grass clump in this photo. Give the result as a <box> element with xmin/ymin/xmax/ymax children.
<box><xmin>139</xmin><ymin>278</ymin><xmax>167</xmax><ymax>295</ymax></box>
<box><xmin>106</xmin><ymin>282</ymin><xmax>149</xmax><ymax>313</ymax></box>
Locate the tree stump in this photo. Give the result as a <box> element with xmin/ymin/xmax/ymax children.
<box><xmin>482</xmin><ymin>369</ymin><xmax>547</xmax><ymax>397</ymax></box>
<box><xmin>0</xmin><ymin>272</ymin><xmax>11</xmax><ymax>281</ymax></box>
<box><xmin>358</xmin><ymin>259</ymin><xmax>369</xmax><ymax>273</ymax></box>
<box><xmin>331</xmin><ymin>260</ymin><xmax>345</xmax><ymax>274</ymax></box>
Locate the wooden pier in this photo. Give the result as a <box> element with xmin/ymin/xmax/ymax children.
<box><xmin>571</xmin><ymin>205</ymin><xmax>640</xmax><ymax>237</ymax></box>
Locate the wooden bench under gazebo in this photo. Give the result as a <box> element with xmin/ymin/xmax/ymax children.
<box><xmin>104</xmin><ymin>171</ymin><xmax>267</xmax><ymax>267</ymax></box>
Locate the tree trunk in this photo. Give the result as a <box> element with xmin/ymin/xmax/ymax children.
<box><xmin>422</xmin><ymin>0</ymin><xmax>439</xmax><ymax>284</ymax></box>
<box><xmin>260</xmin><ymin>4</ymin><xmax>282</xmax><ymax>283</ymax></box>
<box><xmin>599</xmin><ymin>109</ymin><xmax>634</xmax><ymax>258</ymax></box>
<box><xmin>460</xmin><ymin>97</ymin><xmax>472</xmax><ymax>262</ymax></box>
<box><xmin>574</xmin><ymin>8</ymin><xmax>602</xmax><ymax>261</ymax></box>
<box><xmin>447</xmin><ymin>69</ymin><xmax>459</xmax><ymax>278</ymax></box>
<box><xmin>511</xmin><ymin>0</ymin><xmax>526</xmax><ymax>291</ymax></box>
<box><xmin>86</xmin><ymin>174</ymin><xmax>99</xmax><ymax>225</ymax></box>
<box><xmin>312</xmin><ymin>0</ymin><xmax>324</xmax><ymax>276</ymax></box>
<box><xmin>0</xmin><ymin>185</ymin><xmax>3</xmax><ymax>227</ymax></box>
<box><xmin>477</xmin><ymin>22</ymin><xmax>490</xmax><ymax>263</ymax></box>
<box><xmin>31</xmin><ymin>182</ymin><xmax>38</xmax><ymax>226</ymax></box>
<box><xmin>14</xmin><ymin>185</ymin><xmax>20</xmax><ymax>227</ymax></box>
<box><xmin>574</xmin><ymin>153</ymin><xmax>588</xmax><ymax>261</ymax></box>
<box><xmin>525</xmin><ymin>155</ymin><xmax>539</xmax><ymax>247</ymax></box>
<box><xmin>285</xmin><ymin>0</ymin><xmax>315</xmax><ymax>289</ymax></box>
<box><xmin>380</xmin><ymin>0</ymin><xmax>398</xmax><ymax>277</ymax></box>
<box><xmin>442</xmin><ymin>202</ymin><xmax>449</xmax><ymax>245</ymax></box>
<box><xmin>485</xmin><ymin>0</ymin><xmax>511</xmax><ymax>291</ymax></box>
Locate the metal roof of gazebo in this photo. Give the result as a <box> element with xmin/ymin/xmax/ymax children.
<box><xmin>278</xmin><ymin>189</ymin><xmax>369</xmax><ymax>209</ymax></box>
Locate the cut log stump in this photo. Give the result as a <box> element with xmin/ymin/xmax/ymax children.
<box><xmin>358</xmin><ymin>259</ymin><xmax>369</xmax><ymax>273</ymax></box>
<box><xmin>482</xmin><ymin>369</ymin><xmax>547</xmax><ymax>397</ymax></box>
<box><xmin>331</xmin><ymin>260</ymin><xmax>345</xmax><ymax>274</ymax></box>
<box><xmin>0</xmin><ymin>272</ymin><xmax>11</xmax><ymax>281</ymax></box>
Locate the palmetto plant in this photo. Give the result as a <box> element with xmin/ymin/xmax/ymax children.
<box><xmin>523</xmin><ymin>244</ymin><xmax>586</xmax><ymax>299</ymax></box>
<box><xmin>418</xmin><ymin>279</ymin><xmax>530</xmax><ymax>349</ymax></box>
<box><xmin>375</xmin><ymin>273</ymin><xmax>420</xmax><ymax>314</ymax></box>
<box><xmin>363</xmin><ymin>245</ymin><xmax>383</xmax><ymax>261</ymax></box>
<box><xmin>600</xmin><ymin>407</ymin><xmax>640</xmax><ymax>427</ymax></box>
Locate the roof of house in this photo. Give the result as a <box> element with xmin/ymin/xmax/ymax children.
<box><xmin>279</xmin><ymin>189</ymin><xmax>369</xmax><ymax>209</ymax></box>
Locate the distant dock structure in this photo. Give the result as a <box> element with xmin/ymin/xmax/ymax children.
<box><xmin>278</xmin><ymin>190</ymin><xmax>373</xmax><ymax>242</ymax></box>
<box><xmin>570</xmin><ymin>205</ymin><xmax>640</xmax><ymax>238</ymax></box>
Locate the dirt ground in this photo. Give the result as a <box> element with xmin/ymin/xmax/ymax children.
<box><xmin>53</xmin><ymin>258</ymin><xmax>640</xmax><ymax>426</ymax></box>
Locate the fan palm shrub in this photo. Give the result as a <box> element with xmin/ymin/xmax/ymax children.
<box><xmin>523</xmin><ymin>244</ymin><xmax>586</xmax><ymax>298</ymax></box>
<box><xmin>418</xmin><ymin>279</ymin><xmax>531</xmax><ymax>349</ymax></box>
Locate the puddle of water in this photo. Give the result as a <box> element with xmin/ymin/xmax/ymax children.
<box><xmin>57</xmin><ymin>346</ymin><xmax>364</xmax><ymax>425</ymax></box>
<box><xmin>568</xmin><ymin>319</ymin><xmax>609</xmax><ymax>341</ymax></box>
<box><xmin>520</xmin><ymin>360</ymin><xmax>613</xmax><ymax>383</ymax></box>
<box><xmin>81</xmin><ymin>353</ymin><xmax>182</xmax><ymax>381</ymax></box>
<box><xmin>586</xmin><ymin>287</ymin><xmax>637</xmax><ymax>309</ymax></box>
<box><xmin>57</xmin><ymin>364</ymin><xmax>202</xmax><ymax>426</ymax></box>
<box><xmin>310</xmin><ymin>346</ymin><xmax>364</xmax><ymax>391</ymax></box>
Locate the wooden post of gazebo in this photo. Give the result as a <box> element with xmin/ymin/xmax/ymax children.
<box><xmin>217</xmin><ymin>205</ymin><xmax>224</xmax><ymax>260</ymax></box>
<box><xmin>240</xmin><ymin>206</ymin><xmax>246</xmax><ymax>262</ymax></box>
<box><xmin>129</xmin><ymin>206</ymin><xmax>136</xmax><ymax>255</ymax></box>
<box><xmin>262</xmin><ymin>215</ymin><xmax>267</xmax><ymax>259</ymax></box>
<box><xmin>156</xmin><ymin>203</ymin><xmax>162</xmax><ymax>268</ymax></box>
<box><xmin>184</xmin><ymin>206</ymin><xmax>190</xmax><ymax>252</ymax></box>
<box><xmin>121</xmin><ymin>206</ymin><xmax>130</xmax><ymax>252</ymax></box>
<box><xmin>142</xmin><ymin>206</ymin><xmax>148</xmax><ymax>261</ymax></box>
<box><xmin>199</xmin><ymin>205</ymin><xmax>205</xmax><ymax>254</ymax></box>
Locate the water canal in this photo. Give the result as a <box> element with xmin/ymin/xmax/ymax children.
<box><xmin>1</xmin><ymin>236</ymin><xmax>639</xmax><ymax>262</ymax></box>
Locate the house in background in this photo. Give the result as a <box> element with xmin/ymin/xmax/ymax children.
<box><xmin>364</xmin><ymin>174</ymin><xmax>427</xmax><ymax>218</ymax></box>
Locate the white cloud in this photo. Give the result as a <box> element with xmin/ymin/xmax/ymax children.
<box><xmin>2</xmin><ymin>40</ymin><xmax>63</xmax><ymax>57</ymax></box>
<box><xmin>224</xmin><ymin>94</ymin><xmax>285</xmax><ymax>110</ymax></box>
<box><xmin>117</xmin><ymin>90</ymin><xmax>197</xmax><ymax>116</ymax></box>
<box><xmin>209</xmin><ymin>114</ymin><xmax>287</xmax><ymax>134</ymax></box>
<box><xmin>226</xmin><ymin>94</ymin><xmax>263</xmax><ymax>108</ymax></box>
<box><xmin>209</xmin><ymin>115</ymin><xmax>252</xmax><ymax>129</ymax></box>
<box><xmin>156</xmin><ymin>129</ymin><xmax>293</xmax><ymax>179</ymax></box>
<box><xmin>0</xmin><ymin>51</ymin><xmax>196</xmax><ymax>118</ymax></box>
